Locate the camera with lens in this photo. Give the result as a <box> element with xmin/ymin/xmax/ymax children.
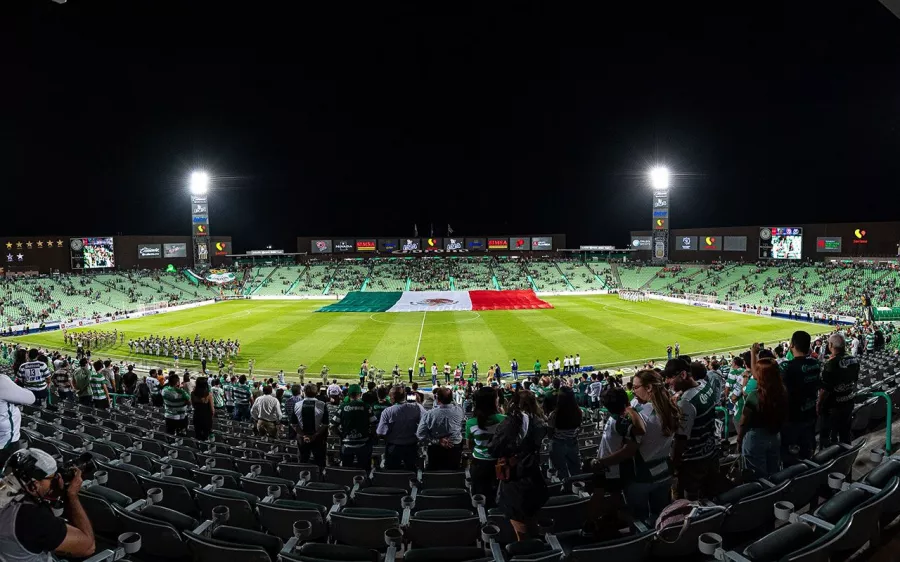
<box><xmin>62</xmin><ymin>453</ymin><xmax>97</xmax><ymax>486</ymax></box>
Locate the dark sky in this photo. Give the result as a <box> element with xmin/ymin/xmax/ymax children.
<box><xmin>4</xmin><ymin>1</ymin><xmax>900</xmax><ymax>253</ymax></box>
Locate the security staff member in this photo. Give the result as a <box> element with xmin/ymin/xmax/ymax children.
<box><xmin>0</xmin><ymin>448</ymin><xmax>96</xmax><ymax>560</ymax></box>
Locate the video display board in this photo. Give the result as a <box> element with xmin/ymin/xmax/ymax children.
<box><xmin>679</xmin><ymin>236</ymin><xmax>697</xmax><ymax>251</ymax></box>
<box><xmin>816</xmin><ymin>237</ymin><xmax>842</xmax><ymax>253</ymax></box>
<box><xmin>531</xmin><ymin>237</ymin><xmax>552</xmax><ymax>250</ymax></box>
<box><xmin>311</xmin><ymin>240</ymin><xmax>332</xmax><ymax>254</ymax></box>
<box><xmin>488</xmin><ymin>238</ymin><xmax>509</xmax><ymax>250</ymax></box>
<box><xmin>378</xmin><ymin>239</ymin><xmax>399</xmax><ymax>252</ymax></box>
<box><xmin>424</xmin><ymin>238</ymin><xmax>442</xmax><ymax>251</ymax></box>
<box><xmin>79</xmin><ymin>237</ymin><xmax>115</xmax><ymax>268</ymax></box>
<box><xmin>137</xmin><ymin>244</ymin><xmax>161</xmax><ymax>259</ymax></box>
<box><xmin>700</xmin><ymin>236</ymin><xmax>722</xmax><ymax>251</ymax></box>
<box><xmin>759</xmin><ymin>227</ymin><xmax>802</xmax><ymax>260</ymax></box>
<box><xmin>164</xmin><ymin>243</ymin><xmax>187</xmax><ymax>258</ymax></box>
<box><xmin>466</xmin><ymin>238</ymin><xmax>486</xmax><ymax>251</ymax></box>
<box><xmin>356</xmin><ymin>239</ymin><xmax>376</xmax><ymax>252</ymax></box>
<box><xmin>723</xmin><ymin>236</ymin><xmax>747</xmax><ymax>252</ymax></box>
<box><xmin>333</xmin><ymin>239</ymin><xmax>354</xmax><ymax>253</ymax></box>
<box><xmin>509</xmin><ymin>237</ymin><xmax>530</xmax><ymax>251</ymax></box>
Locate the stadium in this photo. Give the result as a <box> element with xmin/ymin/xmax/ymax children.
<box><xmin>6</xmin><ymin>2</ymin><xmax>900</xmax><ymax>562</ymax></box>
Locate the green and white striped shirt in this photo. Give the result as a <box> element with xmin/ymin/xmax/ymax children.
<box><xmin>162</xmin><ymin>386</ymin><xmax>190</xmax><ymax>420</ymax></box>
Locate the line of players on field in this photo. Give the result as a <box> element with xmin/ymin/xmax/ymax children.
<box><xmin>62</xmin><ymin>329</ymin><xmax>124</xmax><ymax>350</ymax></box>
<box><xmin>361</xmin><ymin>354</ymin><xmax>585</xmax><ymax>387</ymax></box>
<box><xmin>126</xmin><ymin>334</ymin><xmax>241</xmax><ymax>364</ymax></box>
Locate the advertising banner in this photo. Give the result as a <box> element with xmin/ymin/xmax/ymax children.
<box><xmin>424</xmin><ymin>238</ymin><xmax>442</xmax><ymax>251</ymax></box>
<box><xmin>137</xmin><ymin>244</ymin><xmax>161</xmax><ymax>259</ymax></box>
<box><xmin>509</xmin><ymin>236</ymin><xmax>530</xmax><ymax>251</ymax></box>
<box><xmin>488</xmin><ymin>238</ymin><xmax>509</xmax><ymax>250</ymax></box>
<box><xmin>192</xmin><ymin>215</ymin><xmax>208</xmax><ymax>224</ymax></box>
<box><xmin>444</xmin><ymin>238</ymin><xmax>464</xmax><ymax>251</ymax></box>
<box><xmin>194</xmin><ymin>224</ymin><xmax>209</xmax><ymax>237</ymax></box>
<box><xmin>333</xmin><ymin>239</ymin><xmax>354</xmax><ymax>253</ymax></box>
<box><xmin>653</xmin><ymin>218</ymin><xmax>668</xmax><ymax>230</ymax></box>
<box><xmin>214</xmin><ymin>241</ymin><xmax>231</xmax><ymax>256</ymax></box>
<box><xmin>378</xmin><ymin>239</ymin><xmax>399</xmax><ymax>252</ymax></box>
<box><xmin>164</xmin><ymin>243</ymin><xmax>187</xmax><ymax>258</ymax></box>
<box><xmin>700</xmin><ymin>235</ymin><xmax>722</xmax><ymax>251</ymax></box>
<box><xmin>816</xmin><ymin>237</ymin><xmax>842</xmax><ymax>253</ymax></box>
<box><xmin>356</xmin><ymin>239</ymin><xmax>376</xmax><ymax>252</ymax></box>
<box><xmin>192</xmin><ymin>203</ymin><xmax>208</xmax><ymax>214</ymax></box>
<box><xmin>311</xmin><ymin>239</ymin><xmax>332</xmax><ymax>254</ymax></box>
<box><xmin>532</xmin><ymin>237</ymin><xmax>553</xmax><ymax>250</ymax></box>
<box><xmin>678</xmin><ymin>236</ymin><xmax>697</xmax><ymax>251</ymax></box>
<box><xmin>466</xmin><ymin>238</ymin><xmax>486</xmax><ymax>251</ymax></box>
<box><xmin>653</xmin><ymin>196</ymin><xmax>668</xmax><ymax>208</ymax></box>
<box><xmin>723</xmin><ymin>236</ymin><xmax>747</xmax><ymax>252</ymax></box>
<box><xmin>630</xmin><ymin>236</ymin><xmax>651</xmax><ymax>249</ymax></box>
<box><xmin>401</xmin><ymin>238</ymin><xmax>421</xmax><ymax>251</ymax></box>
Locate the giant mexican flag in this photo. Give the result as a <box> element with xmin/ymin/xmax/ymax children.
<box><xmin>317</xmin><ymin>290</ymin><xmax>552</xmax><ymax>313</ymax></box>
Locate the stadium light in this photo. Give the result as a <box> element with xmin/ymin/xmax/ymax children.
<box><xmin>649</xmin><ymin>166</ymin><xmax>670</xmax><ymax>191</ymax></box>
<box><xmin>189</xmin><ymin>171</ymin><xmax>209</xmax><ymax>195</ymax></box>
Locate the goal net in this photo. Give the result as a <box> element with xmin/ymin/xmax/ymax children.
<box><xmin>137</xmin><ymin>301</ymin><xmax>169</xmax><ymax>314</ymax></box>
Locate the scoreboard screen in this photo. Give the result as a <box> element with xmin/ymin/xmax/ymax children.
<box><xmin>759</xmin><ymin>227</ymin><xmax>802</xmax><ymax>260</ymax></box>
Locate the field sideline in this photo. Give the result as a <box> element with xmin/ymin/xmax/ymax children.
<box><xmin>8</xmin><ymin>296</ymin><xmax>826</xmax><ymax>381</ymax></box>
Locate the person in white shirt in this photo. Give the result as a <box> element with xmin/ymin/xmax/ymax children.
<box><xmin>563</xmin><ymin>356</ymin><xmax>570</xmax><ymax>374</ymax></box>
<box><xmin>588</xmin><ymin>373</ymin><xmax>604</xmax><ymax>409</ymax></box>
<box><xmin>327</xmin><ymin>381</ymin><xmax>342</xmax><ymax>397</ymax></box>
<box><xmin>574</xmin><ymin>354</ymin><xmax>581</xmax><ymax>372</ymax></box>
<box><xmin>0</xmin><ymin>371</ymin><xmax>36</xmax><ymax>466</ymax></box>
<box><xmin>554</xmin><ymin>357</ymin><xmax>561</xmax><ymax>376</ymax></box>
<box><xmin>851</xmin><ymin>336</ymin><xmax>860</xmax><ymax>356</ymax></box>
<box><xmin>546</xmin><ymin>359</ymin><xmax>553</xmax><ymax>375</ymax></box>
<box><xmin>250</xmin><ymin>385</ymin><xmax>283</xmax><ymax>438</ymax></box>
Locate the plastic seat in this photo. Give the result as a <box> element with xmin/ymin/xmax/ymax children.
<box><xmin>96</xmin><ymin>461</ymin><xmax>149</xmax><ymax>501</ymax></box>
<box><xmin>112</xmin><ymin>504</ymin><xmax>195</xmax><ymax>560</ymax></box>
<box><xmin>403</xmin><ymin>547</ymin><xmax>494</xmax><ymax>562</ymax></box>
<box><xmin>241</xmin><ymin>475</ymin><xmax>295</xmax><ymax>499</ymax></box>
<box><xmin>139</xmin><ymin>474</ymin><xmax>200</xmax><ymax>517</ymax></box>
<box><xmin>414</xmin><ymin>488</ymin><xmax>472</xmax><ymax>511</ymax></box>
<box><xmin>280</xmin><ymin>542</ymin><xmax>378</xmax><ymax>562</ymax></box>
<box><xmin>234</xmin><ymin>457</ymin><xmax>276</xmax><ymax>477</ymax></box>
<box><xmin>331</xmin><ymin>507</ymin><xmax>401</xmax><ymax>549</ymax></box>
<box><xmin>324</xmin><ymin>466</ymin><xmax>369</xmax><ymax>488</ymax></box>
<box><xmin>194</xmin><ymin>487</ymin><xmax>260</xmax><ymax>530</ymax></box>
<box><xmin>257</xmin><ymin>499</ymin><xmax>328</xmax><ymax>541</ymax></box>
<box><xmin>184</xmin><ymin>530</ymin><xmax>271</xmax><ymax>562</ymax></box>
<box><xmin>354</xmin><ymin>487</ymin><xmax>408</xmax><ymax>511</ymax></box>
<box><xmin>567</xmin><ymin>530</ymin><xmax>656</xmax><ymax>562</ymax></box>
<box><xmin>78</xmin><ymin>488</ymin><xmax>129</xmax><ymax>541</ymax></box>
<box><xmin>370</xmin><ymin>470</ymin><xmax>417</xmax><ymax>489</ymax></box>
<box><xmin>715</xmin><ymin>479</ymin><xmax>790</xmax><ymax>535</ymax></box>
<box><xmin>192</xmin><ymin>468</ymin><xmax>242</xmax><ymax>490</ymax></box>
<box><xmin>421</xmin><ymin>471</ymin><xmax>467</xmax><ymax>490</ymax></box>
<box><xmin>279</xmin><ymin>462</ymin><xmax>320</xmax><ymax>482</ymax></box>
<box><xmin>650</xmin><ymin>507</ymin><xmax>725</xmax><ymax>558</ymax></box>
<box><xmin>294</xmin><ymin>482</ymin><xmax>348</xmax><ymax>507</ymax></box>
<box><xmin>407</xmin><ymin>509</ymin><xmax>481</xmax><ymax>548</ymax></box>
<box><xmin>768</xmin><ymin>460</ymin><xmax>836</xmax><ymax>511</ymax></box>
<box><xmin>537</xmin><ymin>495</ymin><xmax>590</xmax><ymax>533</ymax></box>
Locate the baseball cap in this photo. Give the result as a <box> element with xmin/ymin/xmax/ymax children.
<box><xmin>662</xmin><ymin>358</ymin><xmax>689</xmax><ymax>379</ymax></box>
<box><xmin>348</xmin><ymin>384</ymin><xmax>362</xmax><ymax>395</ymax></box>
<box><xmin>4</xmin><ymin>448</ymin><xmax>58</xmax><ymax>483</ymax></box>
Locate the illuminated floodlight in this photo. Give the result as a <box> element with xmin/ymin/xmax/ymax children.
<box><xmin>190</xmin><ymin>171</ymin><xmax>209</xmax><ymax>195</ymax></box>
<box><xmin>649</xmin><ymin>166</ymin><xmax>670</xmax><ymax>191</ymax></box>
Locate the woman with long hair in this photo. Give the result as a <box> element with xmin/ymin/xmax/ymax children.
<box><xmin>548</xmin><ymin>387</ymin><xmax>582</xmax><ymax>479</ymax></box>
<box><xmin>465</xmin><ymin>387</ymin><xmax>505</xmax><ymax>507</ymax></box>
<box><xmin>191</xmin><ymin>376</ymin><xmax>214</xmax><ymax>441</ymax></box>
<box><xmin>737</xmin><ymin>357</ymin><xmax>787</xmax><ymax>478</ymax></box>
<box><xmin>491</xmin><ymin>390</ymin><xmax>548</xmax><ymax>540</ymax></box>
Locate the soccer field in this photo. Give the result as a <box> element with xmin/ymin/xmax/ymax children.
<box><xmin>11</xmin><ymin>296</ymin><xmax>822</xmax><ymax>380</ymax></box>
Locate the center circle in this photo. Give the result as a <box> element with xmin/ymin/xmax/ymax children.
<box><xmin>367</xmin><ymin>311</ymin><xmax>482</xmax><ymax>325</ymax></box>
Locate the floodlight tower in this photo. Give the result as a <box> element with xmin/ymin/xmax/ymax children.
<box><xmin>189</xmin><ymin>171</ymin><xmax>211</xmax><ymax>270</ymax></box>
<box><xmin>649</xmin><ymin>166</ymin><xmax>670</xmax><ymax>264</ymax></box>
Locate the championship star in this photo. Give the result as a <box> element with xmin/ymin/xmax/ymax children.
<box><xmin>4</xmin><ymin>242</ymin><xmax>10</xmax><ymax>249</ymax></box>
<box><xmin>16</xmin><ymin>253</ymin><xmax>23</xmax><ymax>261</ymax></box>
<box><xmin>36</xmin><ymin>241</ymin><xmax>43</xmax><ymax>248</ymax></box>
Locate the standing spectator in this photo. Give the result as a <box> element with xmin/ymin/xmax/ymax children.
<box><xmin>818</xmin><ymin>334</ymin><xmax>860</xmax><ymax>448</ymax></box>
<box><xmin>334</xmin><ymin>384</ymin><xmax>376</xmax><ymax>468</ymax></box>
<box><xmin>135</xmin><ymin>376</ymin><xmax>151</xmax><ymax>405</ymax></box>
<box><xmin>665</xmin><ymin>358</ymin><xmax>722</xmax><ymax>500</ymax></box>
<box><xmin>182</xmin><ymin>373</ymin><xmax>195</xmax><ymax>395</ymax></box>
<box><xmin>416</xmin><ymin>386</ymin><xmax>465</xmax><ymax>470</ymax></box>
<box><xmin>210</xmin><ymin>378</ymin><xmax>225</xmax><ymax>413</ymax></box>
<box><xmin>161</xmin><ymin>373</ymin><xmax>190</xmax><ymax>434</ymax></box>
<box><xmin>52</xmin><ymin>360</ymin><xmax>75</xmax><ymax>403</ymax></box>
<box><xmin>779</xmin><ymin>331</ymin><xmax>821</xmax><ymax>464</ymax></box>
<box><xmin>548</xmin><ymin>387</ymin><xmax>582</xmax><ymax>479</ymax></box>
<box><xmin>491</xmin><ymin>391</ymin><xmax>548</xmax><ymax>541</ymax></box>
<box><xmin>101</xmin><ymin>360</ymin><xmax>116</xmax><ymax>394</ymax></box>
<box><xmin>89</xmin><ymin>360</ymin><xmax>111</xmax><ymax>410</ymax></box>
<box><xmin>377</xmin><ymin>385</ymin><xmax>422</xmax><ymax>470</ymax></box>
<box><xmin>0</xmin><ymin>367</ymin><xmax>36</xmax><ymax>466</ymax></box>
<box><xmin>284</xmin><ymin>384</ymin><xmax>304</xmax><ymax>439</ymax></box>
<box><xmin>737</xmin><ymin>356</ymin><xmax>787</xmax><ymax>479</ymax></box>
<box><xmin>121</xmin><ymin>365</ymin><xmax>138</xmax><ymax>396</ymax></box>
<box><xmin>627</xmin><ymin>370</ymin><xmax>680</xmax><ymax>522</ymax></box>
<box><xmin>293</xmin><ymin>383</ymin><xmax>329</xmax><ymax>468</ymax></box>
<box><xmin>73</xmin><ymin>358</ymin><xmax>92</xmax><ymax>406</ymax></box>
<box><xmin>251</xmin><ymin>385</ymin><xmax>283</xmax><ymax>438</ymax></box>
<box><xmin>191</xmin><ymin>377</ymin><xmax>215</xmax><ymax>441</ymax></box>
<box><xmin>17</xmin><ymin>349</ymin><xmax>50</xmax><ymax>407</ymax></box>
<box><xmin>232</xmin><ymin>375</ymin><xmax>252</xmax><ymax>422</ymax></box>
<box><xmin>466</xmin><ymin>387</ymin><xmax>504</xmax><ymax>507</ymax></box>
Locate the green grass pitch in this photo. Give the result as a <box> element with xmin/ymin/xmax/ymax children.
<box><xmin>12</xmin><ymin>296</ymin><xmax>822</xmax><ymax>381</ymax></box>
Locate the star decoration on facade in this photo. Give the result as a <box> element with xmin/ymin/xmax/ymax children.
<box><xmin>4</xmin><ymin>242</ymin><xmax>10</xmax><ymax>250</ymax></box>
<box><xmin>36</xmin><ymin>241</ymin><xmax>43</xmax><ymax>248</ymax></box>
<box><xmin>16</xmin><ymin>253</ymin><xmax>23</xmax><ymax>261</ymax></box>
<box><xmin>25</xmin><ymin>241</ymin><xmax>32</xmax><ymax>249</ymax></box>
<box><xmin>15</xmin><ymin>242</ymin><xmax>22</xmax><ymax>249</ymax></box>
<box><xmin>56</xmin><ymin>240</ymin><xmax>63</xmax><ymax>248</ymax></box>
<box><xmin>48</xmin><ymin>240</ymin><xmax>54</xmax><ymax>247</ymax></box>
<box><xmin>6</xmin><ymin>254</ymin><xmax>11</xmax><ymax>262</ymax></box>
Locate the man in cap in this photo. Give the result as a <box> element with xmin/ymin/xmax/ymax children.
<box><xmin>0</xmin><ymin>448</ymin><xmax>96</xmax><ymax>559</ymax></box>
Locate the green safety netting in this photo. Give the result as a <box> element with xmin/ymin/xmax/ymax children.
<box><xmin>317</xmin><ymin>291</ymin><xmax>403</xmax><ymax>313</ymax></box>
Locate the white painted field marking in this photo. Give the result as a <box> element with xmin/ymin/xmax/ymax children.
<box><xmin>412</xmin><ymin>311</ymin><xmax>427</xmax><ymax>367</ymax></box>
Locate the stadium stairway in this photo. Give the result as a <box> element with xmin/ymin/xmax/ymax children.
<box><xmin>552</xmin><ymin>261</ymin><xmax>576</xmax><ymax>291</ymax></box>
<box><xmin>609</xmin><ymin>262</ymin><xmax>623</xmax><ymax>288</ymax></box>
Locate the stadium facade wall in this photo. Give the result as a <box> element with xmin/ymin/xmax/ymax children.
<box><xmin>295</xmin><ymin>234</ymin><xmax>567</xmax><ymax>255</ymax></box>
<box><xmin>631</xmin><ymin>220</ymin><xmax>900</xmax><ymax>262</ymax></box>
<box><xmin>0</xmin><ymin>235</ymin><xmax>232</xmax><ymax>274</ymax></box>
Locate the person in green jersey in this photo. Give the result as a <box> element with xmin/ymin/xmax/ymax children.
<box><xmin>333</xmin><ymin>385</ymin><xmax>376</xmax><ymax>468</ymax></box>
<box><xmin>89</xmin><ymin>360</ymin><xmax>110</xmax><ymax>409</ymax></box>
<box><xmin>372</xmin><ymin>386</ymin><xmax>390</xmax><ymax>422</ymax></box>
<box><xmin>533</xmin><ymin>360</ymin><xmax>541</xmax><ymax>377</ymax></box>
<box><xmin>161</xmin><ymin>373</ymin><xmax>191</xmax><ymax>435</ymax></box>
<box><xmin>465</xmin><ymin>387</ymin><xmax>505</xmax><ymax>508</ymax></box>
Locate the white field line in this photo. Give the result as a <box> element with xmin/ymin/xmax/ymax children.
<box><xmin>412</xmin><ymin>311</ymin><xmax>427</xmax><ymax>367</ymax></box>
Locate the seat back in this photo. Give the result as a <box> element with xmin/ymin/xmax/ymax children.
<box><xmin>568</xmin><ymin>531</ymin><xmax>656</xmax><ymax>562</ymax></box>
<box><xmin>821</xmin><ymin>477</ymin><xmax>899</xmax><ymax>555</ymax></box>
<box><xmin>370</xmin><ymin>470</ymin><xmax>416</xmax><ymax>489</ymax></box>
<box><xmin>408</xmin><ymin>510</ymin><xmax>480</xmax><ymax>548</ymax></box>
<box><xmin>279</xmin><ymin>462</ymin><xmax>320</xmax><ymax>482</ymax></box>
<box><xmin>257</xmin><ymin>502</ymin><xmax>327</xmax><ymax>541</ymax></box>
<box><xmin>784</xmin><ymin>460</ymin><xmax>836</xmax><ymax>510</ymax></box>
<box><xmin>295</xmin><ymin>483</ymin><xmax>348</xmax><ymax>508</ymax></box>
<box><xmin>184</xmin><ymin>531</ymin><xmax>271</xmax><ymax>562</ymax></box>
<box><xmin>96</xmin><ymin>462</ymin><xmax>147</xmax><ymax>501</ymax></box>
<box><xmin>537</xmin><ymin>495</ymin><xmax>590</xmax><ymax>533</ymax></box>
<box><xmin>78</xmin><ymin>490</ymin><xmax>122</xmax><ymax>540</ymax></box>
<box><xmin>354</xmin><ymin>487</ymin><xmax>407</xmax><ymax>511</ymax></box>
<box><xmin>421</xmin><ymin>471</ymin><xmax>467</xmax><ymax>489</ymax></box>
<box><xmin>112</xmin><ymin>504</ymin><xmax>191</xmax><ymax>559</ymax></box>
<box><xmin>139</xmin><ymin>475</ymin><xmax>199</xmax><ymax>517</ymax></box>
<box><xmin>324</xmin><ymin>466</ymin><xmax>368</xmax><ymax>488</ymax></box>
<box><xmin>720</xmin><ymin>480</ymin><xmax>790</xmax><ymax>534</ymax></box>
<box><xmin>331</xmin><ymin>509</ymin><xmax>400</xmax><ymax>549</ymax></box>
<box><xmin>194</xmin><ymin>488</ymin><xmax>259</xmax><ymax>530</ymax></box>
<box><xmin>240</xmin><ymin>475</ymin><xmax>295</xmax><ymax>499</ymax></box>
<box><xmin>414</xmin><ymin>488</ymin><xmax>472</xmax><ymax>511</ymax></box>
<box><xmin>651</xmin><ymin>507</ymin><xmax>725</xmax><ymax>558</ymax></box>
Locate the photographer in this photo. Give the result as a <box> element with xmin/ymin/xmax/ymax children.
<box><xmin>0</xmin><ymin>448</ymin><xmax>96</xmax><ymax>559</ymax></box>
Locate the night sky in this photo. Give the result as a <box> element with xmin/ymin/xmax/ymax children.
<box><xmin>4</xmin><ymin>1</ymin><xmax>900</xmax><ymax>253</ymax></box>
